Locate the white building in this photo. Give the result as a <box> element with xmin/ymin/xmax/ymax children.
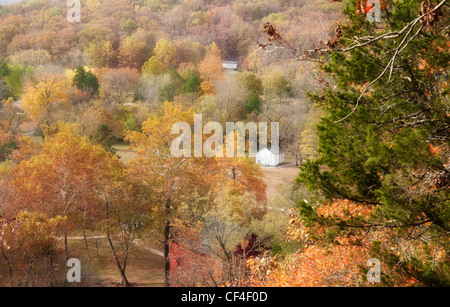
<box><xmin>255</xmin><ymin>148</ymin><xmax>284</xmax><ymax>167</ymax></box>
<box><xmin>222</xmin><ymin>61</ymin><xmax>239</xmax><ymax>70</ymax></box>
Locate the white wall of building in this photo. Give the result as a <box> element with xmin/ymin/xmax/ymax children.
<box><xmin>256</xmin><ymin>148</ymin><xmax>284</xmax><ymax>167</ymax></box>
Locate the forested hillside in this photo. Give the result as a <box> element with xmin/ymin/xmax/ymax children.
<box><xmin>0</xmin><ymin>0</ymin><xmax>343</xmax><ymax>158</ymax></box>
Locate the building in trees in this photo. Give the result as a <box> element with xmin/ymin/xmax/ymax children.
<box><xmin>255</xmin><ymin>148</ymin><xmax>284</xmax><ymax>167</ymax></box>
<box><xmin>222</xmin><ymin>61</ymin><xmax>239</xmax><ymax>70</ymax></box>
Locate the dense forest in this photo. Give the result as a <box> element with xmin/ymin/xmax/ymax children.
<box><xmin>0</xmin><ymin>0</ymin><xmax>448</xmax><ymax>287</ymax></box>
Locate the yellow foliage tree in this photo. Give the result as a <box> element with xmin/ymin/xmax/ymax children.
<box><xmin>205</xmin><ymin>41</ymin><xmax>221</xmax><ymax>58</ymax></box>
<box><xmin>21</xmin><ymin>78</ymin><xmax>68</xmax><ymax>122</ymax></box>
<box><xmin>142</xmin><ymin>56</ymin><xmax>165</xmax><ymax>75</ymax></box>
<box><xmin>153</xmin><ymin>39</ymin><xmax>177</xmax><ymax>69</ymax></box>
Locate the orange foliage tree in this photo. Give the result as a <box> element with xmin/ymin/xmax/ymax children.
<box><xmin>244</xmin><ymin>200</ymin><xmax>438</xmax><ymax>287</ymax></box>
<box><xmin>0</xmin><ymin>211</ymin><xmax>69</xmax><ymax>286</ymax></box>
<box><xmin>5</xmin><ymin>123</ymin><xmax>124</xmax><ymax>262</ymax></box>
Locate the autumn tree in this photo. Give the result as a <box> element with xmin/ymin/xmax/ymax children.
<box><xmin>262</xmin><ymin>71</ymin><xmax>293</xmax><ymax>111</ymax></box>
<box><xmin>144</xmin><ymin>0</ymin><xmax>177</xmax><ymax>12</ymax></box>
<box><xmin>153</xmin><ymin>39</ymin><xmax>177</xmax><ymax>69</ymax></box>
<box><xmin>1</xmin><ymin>97</ymin><xmax>27</xmax><ymax>135</ymax></box>
<box><xmin>21</xmin><ymin>77</ymin><xmax>69</xmax><ymax>123</ymax></box>
<box><xmin>3</xmin><ymin>122</ymin><xmax>144</xmax><ymax>285</ymax></box>
<box><xmin>0</xmin><ymin>211</ymin><xmax>69</xmax><ymax>287</ymax></box>
<box><xmin>126</xmin><ymin>102</ymin><xmax>195</xmax><ymax>286</ymax></box>
<box><xmin>84</xmin><ymin>41</ymin><xmax>118</xmax><ymax>68</ymax></box>
<box><xmin>200</xmin><ymin>81</ymin><xmax>216</xmax><ymax>96</ymax></box>
<box><xmin>141</xmin><ymin>56</ymin><xmax>165</xmax><ymax>76</ymax></box>
<box><xmin>198</xmin><ymin>53</ymin><xmax>224</xmax><ymax>83</ymax></box>
<box><xmin>169</xmin><ymin>219</ymin><xmax>223</xmax><ymax>287</ymax></box>
<box><xmin>0</xmin><ymin>125</ymin><xmax>16</xmax><ymax>162</ymax></box>
<box><xmin>97</xmin><ymin>154</ymin><xmax>148</xmax><ymax>287</ymax></box>
<box><xmin>100</xmin><ymin>68</ymin><xmax>140</xmax><ymax>106</ymax></box>
<box><xmin>238</xmin><ymin>72</ymin><xmax>264</xmax><ymax>114</ymax></box>
<box><xmin>7</xmin><ymin>125</ymin><xmax>112</xmax><ymax>258</ymax></box>
<box><xmin>215</xmin><ymin>75</ymin><xmax>249</xmax><ymax>122</ymax></box>
<box><xmin>118</xmin><ymin>36</ymin><xmax>148</xmax><ymax>69</ymax></box>
<box><xmin>0</xmin><ymin>59</ymin><xmax>10</xmax><ymax>101</ymax></box>
<box><xmin>246</xmin><ymin>200</ymin><xmax>436</xmax><ymax>287</ymax></box>
<box><xmin>135</xmin><ymin>73</ymin><xmax>172</xmax><ymax>107</ymax></box>
<box><xmin>7</xmin><ymin>49</ymin><xmax>51</xmax><ymax>67</ymax></box>
<box><xmin>181</xmin><ymin>69</ymin><xmax>203</xmax><ymax>95</ymax></box>
<box><xmin>79</xmin><ymin>106</ymin><xmax>122</xmax><ymax>144</ymax></box>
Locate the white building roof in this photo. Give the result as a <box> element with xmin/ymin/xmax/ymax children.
<box><xmin>256</xmin><ymin>148</ymin><xmax>283</xmax><ymax>156</ymax></box>
<box><xmin>222</xmin><ymin>61</ymin><xmax>239</xmax><ymax>70</ymax></box>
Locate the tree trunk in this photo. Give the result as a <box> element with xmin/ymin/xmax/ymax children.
<box><xmin>49</xmin><ymin>255</ymin><xmax>56</xmax><ymax>287</ymax></box>
<box><xmin>64</xmin><ymin>231</ymin><xmax>69</xmax><ymax>263</ymax></box>
<box><xmin>164</xmin><ymin>198</ymin><xmax>171</xmax><ymax>287</ymax></box>
<box><xmin>82</xmin><ymin>223</ymin><xmax>91</xmax><ymax>262</ymax></box>
<box><xmin>0</xmin><ymin>245</ymin><xmax>14</xmax><ymax>285</ymax></box>
<box><xmin>106</xmin><ymin>231</ymin><xmax>131</xmax><ymax>287</ymax></box>
<box><xmin>23</xmin><ymin>259</ymin><xmax>34</xmax><ymax>287</ymax></box>
<box><xmin>164</xmin><ymin>218</ymin><xmax>171</xmax><ymax>287</ymax></box>
<box><xmin>104</xmin><ymin>194</ymin><xmax>130</xmax><ymax>287</ymax></box>
<box><xmin>82</xmin><ymin>207</ymin><xmax>92</xmax><ymax>262</ymax></box>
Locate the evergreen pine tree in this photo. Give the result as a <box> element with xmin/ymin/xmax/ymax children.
<box><xmin>298</xmin><ymin>0</ymin><xmax>449</xmax><ymax>286</ymax></box>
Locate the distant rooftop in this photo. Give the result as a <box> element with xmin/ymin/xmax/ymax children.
<box><xmin>257</xmin><ymin>147</ymin><xmax>283</xmax><ymax>156</ymax></box>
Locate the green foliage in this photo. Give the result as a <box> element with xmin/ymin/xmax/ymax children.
<box><xmin>159</xmin><ymin>83</ymin><xmax>177</xmax><ymax>102</ymax></box>
<box><xmin>46</xmin><ymin>7</ymin><xmax>62</xmax><ymax>17</ymax></box>
<box><xmin>239</xmin><ymin>72</ymin><xmax>263</xmax><ymax>114</ymax></box>
<box><xmin>0</xmin><ymin>59</ymin><xmax>10</xmax><ymax>77</ymax></box>
<box><xmin>119</xmin><ymin>19</ymin><xmax>137</xmax><ymax>35</ymax></box>
<box><xmin>272</xmin><ymin>75</ymin><xmax>293</xmax><ymax>97</ymax></box>
<box><xmin>4</xmin><ymin>65</ymin><xmax>26</xmax><ymax>100</ymax></box>
<box><xmin>245</xmin><ymin>93</ymin><xmax>261</xmax><ymax>114</ymax></box>
<box><xmin>158</xmin><ymin>68</ymin><xmax>184</xmax><ymax>102</ymax></box>
<box><xmin>181</xmin><ymin>70</ymin><xmax>202</xmax><ymax>94</ymax></box>
<box><xmin>83</xmin><ymin>72</ymin><xmax>100</xmax><ymax>94</ymax></box>
<box><xmin>123</xmin><ymin>114</ymin><xmax>140</xmax><ymax>132</ymax></box>
<box><xmin>239</xmin><ymin>72</ymin><xmax>263</xmax><ymax>97</ymax></box>
<box><xmin>187</xmin><ymin>11</ymin><xmax>211</xmax><ymax>27</ymax></box>
<box><xmin>0</xmin><ymin>78</ymin><xmax>10</xmax><ymax>101</ymax></box>
<box><xmin>73</xmin><ymin>66</ymin><xmax>87</xmax><ymax>88</ymax></box>
<box><xmin>263</xmin><ymin>13</ymin><xmax>288</xmax><ymax>24</ymax></box>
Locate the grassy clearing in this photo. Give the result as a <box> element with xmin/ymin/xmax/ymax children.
<box><xmin>112</xmin><ymin>143</ymin><xmax>137</xmax><ymax>164</ymax></box>
<box><xmin>261</xmin><ymin>163</ymin><xmax>299</xmax><ymax>201</ymax></box>
<box><xmin>67</xmin><ymin>236</ymin><xmax>164</xmax><ymax>287</ymax></box>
